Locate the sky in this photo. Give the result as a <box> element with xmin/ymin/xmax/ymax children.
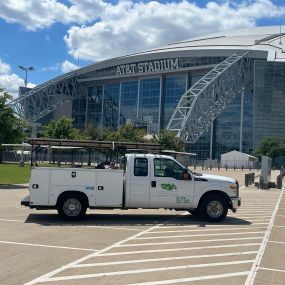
<box><xmin>0</xmin><ymin>0</ymin><xmax>285</xmax><ymax>99</ymax></box>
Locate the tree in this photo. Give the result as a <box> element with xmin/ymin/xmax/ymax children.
<box><xmin>118</xmin><ymin>123</ymin><xmax>146</xmax><ymax>142</ymax></box>
<box><xmin>102</xmin><ymin>123</ymin><xmax>146</xmax><ymax>142</ymax></box>
<box><xmin>153</xmin><ymin>130</ymin><xmax>185</xmax><ymax>151</ymax></box>
<box><xmin>83</xmin><ymin>123</ymin><xmax>102</xmax><ymax>140</ymax></box>
<box><xmin>254</xmin><ymin>137</ymin><xmax>285</xmax><ymax>163</ymax></box>
<box><xmin>42</xmin><ymin>117</ymin><xmax>80</xmax><ymax>139</ymax></box>
<box><xmin>0</xmin><ymin>87</ymin><xmax>24</xmax><ymax>144</ymax></box>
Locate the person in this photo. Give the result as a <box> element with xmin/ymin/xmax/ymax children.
<box><xmin>164</xmin><ymin>166</ymin><xmax>174</xmax><ymax>178</ymax></box>
<box><xmin>109</xmin><ymin>162</ymin><xmax>115</xmax><ymax>169</ymax></box>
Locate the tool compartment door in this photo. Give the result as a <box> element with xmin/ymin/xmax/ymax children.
<box><xmin>30</xmin><ymin>168</ymin><xmax>50</xmax><ymax>206</ymax></box>
<box><xmin>95</xmin><ymin>170</ymin><xmax>124</xmax><ymax>207</ymax></box>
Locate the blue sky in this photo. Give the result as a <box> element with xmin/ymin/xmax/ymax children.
<box><xmin>0</xmin><ymin>0</ymin><xmax>285</xmax><ymax>98</ymax></box>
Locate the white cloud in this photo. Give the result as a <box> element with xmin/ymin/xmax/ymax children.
<box><xmin>0</xmin><ymin>59</ymin><xmax>11</xmax><ymax>74</ymax></box>
<box><xmin>0</xmin><ymin>59</ymin><xmax>36</xmax><ymax>99</ymax></box>
<box><xmin>0</xmin><ymin>73</ymin><xmax>24</xmax><ymax>99</ymax></box>
<box><xmin>0</xmin><ymin>0</ymin><xmax>106</xmax><ymax>31</ymax></box>
<box><xmin>0</xmin><ymin>0</ymin><xmax>285</xmax><ymax>63</ymax></box>
<box><xmin>61</xmin><ymin>60</ymin><xmax>78</xmax><ymax>73</ymax></box>
<box><xmin>63</xmin><ymin>0</ymin><xmax>285</xmax><ymax>62</ymax></box>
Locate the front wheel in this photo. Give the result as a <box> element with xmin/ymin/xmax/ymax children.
<box><xmin>57</xmin><ymin>194</ymin><xmax>87</xmax><ymax>220</ymax></box>
<box><xmin>200</xmin><ymin>194</ymin><xmax>228</xmax><ymax>222</ymax></box>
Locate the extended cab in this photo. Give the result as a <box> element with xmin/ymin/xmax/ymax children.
<box><xmin>21</xmin><ymin>154</ymin><xmax>241</xmax><ymax>222</ymax></box>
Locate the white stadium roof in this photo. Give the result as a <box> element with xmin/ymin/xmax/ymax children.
<box><xmin>79</xmin><ymin>26</ymin><xmax>285</xmax><ymax>74</ymax></box>
<box><xmin>130</xmin><ymin>25</ymin><xmax>285</xmax><ymax>62</ymax></box>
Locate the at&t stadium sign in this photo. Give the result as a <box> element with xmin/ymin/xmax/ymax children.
<box><xmin>116</xmin><ymin>58</ymin><xmax>179</xmax><ymax>76</ymax></box>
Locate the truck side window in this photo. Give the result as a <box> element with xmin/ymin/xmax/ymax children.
<box><xmin>154</xmin><ymin>158</ymin><xmax>189</xmax><ymax>180</ymax></box>
<box><xmin>134</xmin><ymin>158</ymin><xmax>148</xmax><ymax>176</ymax></box>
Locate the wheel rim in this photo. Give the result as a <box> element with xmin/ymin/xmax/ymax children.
<box><xmin>63</xmin><ymin>198</ymin><xmax>81</xmax><ymax>217</ymax></box>
<box><xmin>206</xmin><ymin>200</ymin><xmax>223</xmax><ymax>218</ymax></box>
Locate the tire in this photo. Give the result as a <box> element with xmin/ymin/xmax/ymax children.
<box><xmin>200</xmin><ymin>194</ymin><xmax>228</xmax><ymax>222</ymax></box>
<box><xmin>188</xmin><ymin>209</ymin><xmax>200</xmax><ymax>216</ymax></box>
<box><xmin>57</xmin><ymin>193</ymin><xmax>87</xmax><ymax>220</ymax></box>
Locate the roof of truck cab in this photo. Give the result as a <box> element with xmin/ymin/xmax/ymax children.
<box><xmin>126</xmin><ymin>153</ymin><xmax>174</xmax><ymax>159</ymax></box>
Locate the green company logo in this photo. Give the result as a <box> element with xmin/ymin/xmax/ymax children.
<box><xmin>161</xmin><ymin>183</ymin><xmax>177</xmax><ymax>191</ymax></box>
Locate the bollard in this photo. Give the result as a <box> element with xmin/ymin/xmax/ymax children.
<box><xmin>218</xmin><ymin>165</ymin><xmax>220</xmax><ymax>170</ymax></box>
<box><xmin>202</xmin><ymin>165</ymin><xmax>204</xmax><ymax>170</ymax></box>
<box><xmin>194</xmin><ymin>165</ymin><xmax>196</xmax><ymax>170</ymax></box>
<box><xmin>245</xmin><ymin>174</ymin><xmax>249</xmax><ymax>187</ymax></box>
<box><xmin>277</xmin><ymin>175</ymin><xmax>282</xmax><ymax>189</ymax></box>
<box><xmin>226</xmin><ymin>165</ymin><xmax>228</xmax><ymax>170</ymax></box>
<box><xmin>242</xmin><ymin>165</ymin><xmax>244</xmax><ymax>171</ymax></box>
<box><xmin>210</xmin><ymin>165</ymin><xmax>212</xmax><ymax>170</ymax></box>
<box><xmin>234</xmin><ymin>165</ymin><xmax>236</xmax><ymax>171</ymax></box>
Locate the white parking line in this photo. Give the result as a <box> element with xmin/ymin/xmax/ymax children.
<box><xmin>239</xmin><ymin>209</ymin><xmax>275</xmax><ymax>211</ymax></box>
<box><xmin>228</xmin><ymin>214</ymin><xmax>272</xmax><ymax>217</ymax></box>
<box><xmin>245</xmin><ymin>185</ymin><xmax>284</xmax><ymax>285</ymax></box>
<box><xmin>119</xmin><ymin>236</ymin><xmax>263</xmax><ymax>247</ymax></box>
<box><xmin>134</xmin><ymin>231</ymin><xmax>265</xmax><ymax>240</ymax></box>
<box><xmin>0</xmin><ymin>218</ymin><xmax>143</xmax><ymax>231</ymax></box>
<box><xmin>24</xmin><ymin>213</ymin><xmax>186</xmax><ymax>285</ymax></box>
<box><xmin>148</xmin><ymin>225</ymin><xmax>267</xmax><ymax>234</ymax></box>
<box><xmin>0</xmin><ymin>240</ymin><xmax>98</xmax><ymax>252</ymax></box>
<box><xmin>99</xmin><ymin>243</ymin><xmax>261</xmax><ymax>256</ymax></box>
<box><xmin>268</xmin><ymin>240</ymin><xmax>285</xmax><ymax>245</ymax></box>
<box><xmin>259</xmin><ymin>267</ymin><xmax>285</xmax><ymax>274</ymax></box>
<box><xmin>0</xmin><ymin>218</ymin><xmax>25</xmax><ymax>223</ymax></box>
<box><xmin>125</xmin><ymin>271</ymin><xmax>251</xmax><ymax>285</ymax></box>
<box><xmin>86</xmin><ymin>226</ymin><xmax>142</xmax><ymax>231</ymax></box>
<box><xmin>159</xmin><ymin>222</ymin><xmax>269</xmax><ymax>229</ymax></box>
<box><xmin>40</xmin><ymin>260</ymin><xmax>255</xmax><ymax>282</ymax></box>
<box><xmin>73</xmin><ymin>251</ymin><xmax>258</xmax><ymax>268</ymax></box>
<box><xmin>218</xmin><ymin>216</ymin><xmax>271</xmax><ymax>220</ymax></box>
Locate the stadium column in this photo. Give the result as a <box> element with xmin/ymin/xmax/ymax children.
<box><xmin>158</xmin><ymin>75</ymin><xmax>163</xmax><ymax>133</ymax></box>
<box><xmin>118</xmin><ymin>82</ymin><xmax>122</xmax><ymax>130</ymax></box>
<box><xmin>210</xmin><ymin>121</ymin><xmax>214</xmax><ymax>159</ymax></box>
<box><xmin>239</xmin><ymin>89</ymin><xmax>244</xmax><ymax>152</ymax></box>
<box><xmin>85</xmin><ymin>87</ymin><xmax>89</xmax><ymax>130</ymax></box>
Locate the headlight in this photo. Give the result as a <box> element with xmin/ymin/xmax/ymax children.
<box><xmin>229</xmin><ymin>183</ymin><xmax>238</xmax><ymax>197</ymax></box>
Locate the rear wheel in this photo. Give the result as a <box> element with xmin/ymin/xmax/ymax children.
<box><xmin>200</xmin><ymin>194</ymin><xmax>228</xmax><ymax>222</ymax></box>
<box><xmin>57</xmin><ymin>193</ymin><xmax>87</xmax><ymax>220</ymax></box>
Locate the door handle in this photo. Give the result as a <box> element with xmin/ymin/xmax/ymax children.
<box><xmin>151</xmin><ymin>181</ymin><xmax>156</xmax><ymax>187</ymax></box>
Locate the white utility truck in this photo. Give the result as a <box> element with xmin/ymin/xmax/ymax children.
<box><xmin>21</xmin><ymin>153</ymin><xmax>241</xmax><ymax>222</ymax></box>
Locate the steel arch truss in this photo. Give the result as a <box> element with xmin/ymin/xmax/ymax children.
<box><xmin>9</xmin><ymin>73</ymin><xmax>83</xmax><ymax>122</ymax></box>
<box><xmin>166</xmin><ymin>51</ymin><xmax>251</xmax><ymax>143</ymax></box>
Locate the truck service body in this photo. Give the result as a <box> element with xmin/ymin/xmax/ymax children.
<box><xmin>21</xmin><ymin>154</ymin><xmax>241</xmax><ymax>221</ymax></box>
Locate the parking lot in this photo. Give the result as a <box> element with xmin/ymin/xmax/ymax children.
<box><xmin>0</xmin><ymin>170</ymin><xmax>284</xmax><ymax>285</ymax></box>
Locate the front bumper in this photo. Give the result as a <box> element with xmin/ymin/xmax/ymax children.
<box><xmin>230</xmin><ymin>197</ymin><xmax>241</xmax><ymax>212</ymax></box>
<box><xmin>21</xmin><ymin>195</ymin><xmax>30</xmax><ymax>207</ymax></box>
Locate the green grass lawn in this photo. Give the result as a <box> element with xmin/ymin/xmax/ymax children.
<box><xmin>0</xmin><ymin>163</ymin><xmax>31</xmax><ymax>184</ymax></box>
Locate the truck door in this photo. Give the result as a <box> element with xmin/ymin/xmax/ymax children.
<box><xmin>95</xmin><ymin>170</ymin><xmax>124</xmax><ymax>207</ymax></box>
<box><xmin>129</xmin><ymin>157</ymin><xmax>150</xmax><ymax>208</ymax></box>
<box><xmin>149</xmin><ymin>158</ymin><xmax>194</xmax><ymax>209</ymax></box>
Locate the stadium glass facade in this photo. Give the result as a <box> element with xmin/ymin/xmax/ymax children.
<box><xmin>70</xmin><ymin>56</ymin><xmax>285</xmax><ymax>161</ymax></box>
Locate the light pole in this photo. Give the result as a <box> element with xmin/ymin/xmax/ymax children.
<box><xmin>18</xmin><ymin>65</ymin><xmax>34</xmax><ymax>166</ymax></box>
<box><xmin>19</xmin><ymin>65</ymin><xmax>35</xmax><ymax>87</ymax></box>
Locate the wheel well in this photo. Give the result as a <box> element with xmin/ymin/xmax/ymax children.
<box><xmin>57</xmin><ymin>191</ymin><xmax>89</xmax><ymax>207</ymax></box>
<box><xmin>198</xmin><ymin>190</ymin><xmax>230</xmax><ymax>210</ymax></box>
